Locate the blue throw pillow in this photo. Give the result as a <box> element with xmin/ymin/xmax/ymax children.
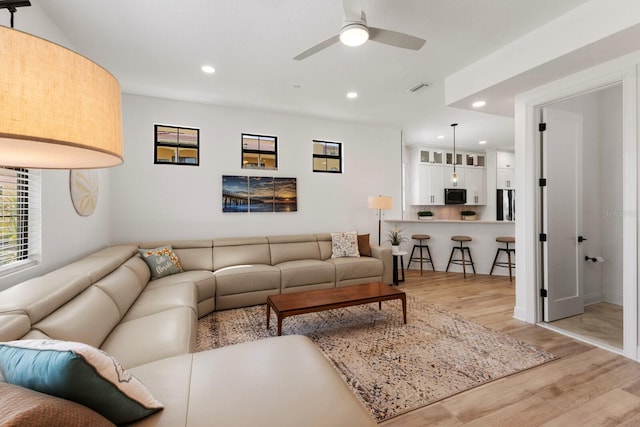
<box><xmin>0</xmin><ymin>340</ymin><xmax>163</xmax><ymax>425</ymax></box>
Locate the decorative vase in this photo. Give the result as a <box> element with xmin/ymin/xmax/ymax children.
<box><xmin>391</xmin><ymin>245</ymin><xmax>400</xmax><ymax>253</ymax></box>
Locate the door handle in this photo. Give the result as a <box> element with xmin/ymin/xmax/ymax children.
<box><xmin>578</xmin><ymin>236</ymin><xmax>587</xmax><ymax>243</ymax></box>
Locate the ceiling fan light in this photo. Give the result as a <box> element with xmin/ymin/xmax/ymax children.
<box><xmin>340</xmin><ymin>23</ymin><xmax>369</xmax><ymax>47</ymax></box>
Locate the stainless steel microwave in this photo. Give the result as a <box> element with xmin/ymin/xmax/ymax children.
<box><xmin>444</xmin><ymin>188</ymin><xmax>467</xmax><ymax>204</ymax></box>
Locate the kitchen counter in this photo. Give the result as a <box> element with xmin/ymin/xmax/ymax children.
<box><xmin>383</xmin><ymin>219</ymin><xmax>515</xmax><ymax>276</ymax></box>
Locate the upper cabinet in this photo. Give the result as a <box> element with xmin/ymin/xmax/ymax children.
<box><xmin>416</xmin><ymin>148</ymin><xmax>444</xmax><ymax>165</ymax></box>
<box><xmin>496</xmin><ymin>151</ymin><xmax>515</xmax><ymax>189</ymax></box>
<box><xmin>496</xmin><ymin>151</ymin><xmax>515</xmax><ymax>169</ymax></box>
<box><xmin>410</xmin><ymin>145</ymin><xmax>486</xmax><ymax>206</ymax></box>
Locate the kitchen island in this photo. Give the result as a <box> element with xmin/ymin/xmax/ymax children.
<box><xmin>384</xmin><ymin>219</ymin><xmax>515</xmax><ymax>276</ymax></box>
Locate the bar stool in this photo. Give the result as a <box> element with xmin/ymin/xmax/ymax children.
<box><xmin>446</xmin><ymin>235</ymin><xmax>475</xmax><ymax>278</ymax></box>
<box><xmin>490</xmin><ymin>236</ymin><xmax>515</xmax><ymax>281</ymax></box>
<box><xmin>408</xmin><ymin>234</ymin><xmax>435</xmax><ymax>274</ymax></box>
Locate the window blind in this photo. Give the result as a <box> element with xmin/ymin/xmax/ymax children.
<box><xmin>0</xmin><ymin>167</ymin><xmax>41</xmax><ymax>274</ymax></box>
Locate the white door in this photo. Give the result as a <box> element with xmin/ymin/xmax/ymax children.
<box><xmin>542</xmin><ymin>108</ymin><xmax>584</xmax><ymax>322</ymax></box>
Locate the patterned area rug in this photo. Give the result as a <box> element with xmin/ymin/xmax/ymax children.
<box><xmin>196</xmin><ymin>296</ymin><xmax>556</xmax><ymax>422</ymax></box>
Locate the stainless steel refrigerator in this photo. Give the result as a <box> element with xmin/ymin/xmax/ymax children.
<box><xmin>496</xmin><ymin>189</ymin><xmax>515</xmax><ymax>221</ymax></box>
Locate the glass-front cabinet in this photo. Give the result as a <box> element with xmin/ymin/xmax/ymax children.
<box><xmin>417</xmin><ymin>148</ymin><xmax>444</xmax><ymax>164</ymax></box>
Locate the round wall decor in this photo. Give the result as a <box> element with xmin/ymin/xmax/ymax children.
<box><xmin>69</xmin><ymin>169</ymin><xmax>99</xmax><ymax>216</ymax></box>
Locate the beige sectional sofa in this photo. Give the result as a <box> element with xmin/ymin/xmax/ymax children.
<box><xmin>0</xmin><ymin>233</ymin><xmax>388</xmax><ymax>426</ymax></box>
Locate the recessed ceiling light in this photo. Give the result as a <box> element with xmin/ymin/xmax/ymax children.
<box><xmin>201</xmin><ymin>65</ymin><xmax>216</xmax><ymax>74</ymax></box>
<box><xmin>472</xmin><ymin>100</ymin><xmax>486</xmax><ymax>108</ymax></box>
<box><xmin>479</xmin><ymin>140</ymin><xmax>487</xmax><ymax>145</ymax></box>
<box><xmin>437</xmin><ymin>135</ymin><xmax>445</xmax><ymax>139</ymax></box>
<box><xmin>346</xmin><ymin>92</ymin><xmax>358</xmax><ymax>99</ymax></box>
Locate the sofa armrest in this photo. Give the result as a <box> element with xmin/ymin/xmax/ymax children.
<box><xmin>370</xmin><ymin>245</ymin><xmax>392</xmax><ymax>285</ymax></box>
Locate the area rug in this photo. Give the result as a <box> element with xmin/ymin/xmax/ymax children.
<box><xmin>196</xmin><ymin>297</ymin><xmax>556</xmax><ymax>422</ymax></box>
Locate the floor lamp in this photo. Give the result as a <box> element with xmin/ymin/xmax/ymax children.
<box><xmin>368</xmin><ymin>196</ymin><xmax>392</xmax><ymax>245</ymax></box>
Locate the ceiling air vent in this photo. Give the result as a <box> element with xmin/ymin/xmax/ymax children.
<box><xmin>407</xmin><ymin>82</ymin><xmax>431</xmax><ymax>93</ymax></box>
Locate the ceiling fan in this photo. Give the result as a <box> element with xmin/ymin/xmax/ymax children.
<box><xmin>293</xmin><ymin>0</ymin><xmax>426</xmax><ymax>60</ymax></box>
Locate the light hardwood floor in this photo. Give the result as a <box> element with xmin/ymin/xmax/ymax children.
<box><xmin>549</xmin><ymin>302</ymin><xmax>623</xmax><ymax>349</ymax></box>
<box><xmin>381</xmin><ymin>270</ymin><xmax>640</xmax><ymax>426</ymax></box>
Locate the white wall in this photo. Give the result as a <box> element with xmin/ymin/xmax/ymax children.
<box><xmin>109</xmin><ymin>94</ymin><xmax>401</xmax><ymax>243</ymax></box>
<box><xmin>0</xmin><ymin>4</ymin><xmax>113</xmax><ymax>291</ymax></box>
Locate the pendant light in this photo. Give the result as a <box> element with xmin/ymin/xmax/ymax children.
<box><xmin>451</xmin><ymin>123</ymin><xmax>458</xmax><ymax>186</ymax></box>
<box><xmin>0</xmin><ymin>1</ymin><xmax>123</xmax><ymax>169</ymax></box>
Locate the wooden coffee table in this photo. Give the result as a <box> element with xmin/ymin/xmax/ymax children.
<box><xmin>266</xmin><ymin>282</ymin><xmax>407</xmax><ymax>336</ymax></box>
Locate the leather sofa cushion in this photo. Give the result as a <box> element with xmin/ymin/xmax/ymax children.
<box><xmin>128</xmin><ymin>335</ymin><xmax>375</xmax><ymax>427</ymax></box>
<box><xmin>122</xmin><ymin>282</ymin><xmax>198</xmax><ymax>321</ymax></box>
<box><xmin>214</xmin><ymin>265</ymin><xmax>281</xmax><ymax>296</ymax></box>
<box><xmin>268</xmin><ymin>235</ymin><xmax>321</xmax><ymax>264</ymax></box>
<box><xmin>314</xmin><ymin>233</ymin><xmax>333</xmax><ymax>260</ymax></box>
<box><xmin>326</xmin><ymin>257</ymin><xmax>383</xmax><ymax>281</ymax></box>
<box><xmin>139</xmin><ymin>241</ymin><xmax>213</xmax><ymax>271</ymax></box>
<box><xmin>33</xmin><ymin>287</ymin><xmax>121</xmax><ymax>349</ymax></box>
<box><xmin>145</xmin><ymin>271</ymin><xmax>216</xmax><ymax>307</ymax></box>
<box><xmin>0</xmin><ymin>314</ymin><xmax>30</xmax><ymax>341</ymax></box>
<box><xmin>94</xmin><ymin>263</ymin><xmax>147</xmax><ymax>318</ymax></box>
<box><xmin>101</xmin><ymin>307</ymin><xmax>196</xmax><ymax>369</ymax></box>
<box><xmin>213</xmin><ymin>237</ymin><xmax>271</xmax><ymax>270</ymax></box>
<box><xmin>0</xmin><ymin>274</ymin><xmax>91</xmax><ymax>325</ymax></box>
<box><xmin>277</xmin><ymin>260</ymin><xmax>335</xmax><ymax>290</ymax></box>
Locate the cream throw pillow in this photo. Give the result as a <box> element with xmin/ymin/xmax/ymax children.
<box><xmin>331</xmin><ymin>231</ymin><xmax>360</xmax><ymax>258</ymax></box>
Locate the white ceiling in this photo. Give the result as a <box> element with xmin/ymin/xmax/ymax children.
<box><xmin>33</xmin><ymin>0</ymin><xmax>591</xmax><ymax>149</ymax></box>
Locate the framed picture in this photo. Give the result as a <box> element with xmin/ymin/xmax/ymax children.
<box><xmin>222</xmin><ymin>175</ymin><xmax>248</xmax><ymax>212</ymax></box>
<box><xmin>222</xmin><ymin>175</ymin><xmax>297</xmax><ymax>213</ymax></box>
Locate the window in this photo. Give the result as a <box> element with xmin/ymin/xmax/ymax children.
<box><xmin>0</xmin><ymin>167</ymin><xmax>41</xmax><ymax>275</ymax></box>
<box><xmin>155</xmin><ymin>125</ymin><xmax>199</xmax><ymax>165</ymax></box>
<box><xmin>242</xmin><ymin>134</ymin><xmax>277</xmax><ymax>170</ymax></box>
<box><xmin>313</xmin><ymin>140</ymin><xmax>342</xmax><ymax>173</ymax></box>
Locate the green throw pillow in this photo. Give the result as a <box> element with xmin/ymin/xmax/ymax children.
<box><xmin>0</xmin><ymin>340</ymin><xmax>163</xmax><ymax>425</ymax></box>
<box><xmin>138</xmin><ymin>245</ymin><xmax>183</xmax><ymax>279</ymax></box>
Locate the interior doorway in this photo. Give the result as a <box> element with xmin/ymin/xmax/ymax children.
<box><xmin>537</xmin><ymin>84</ymin><xmax>624</xmax><ymax>352</ymax></box>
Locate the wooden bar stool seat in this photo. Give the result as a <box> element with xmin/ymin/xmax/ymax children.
<box><xmin>408</xmin><ymin>234</ymin><xmax>435</xmax><ymax>275</ymax></box>
<box><xmin>490</xmin><ymin>236</ymin><xmax>516</xmax><ymax>281</ymax></box>
<box><xmin>446</xmin><ymin>235</ymin><xmax>475</xmax><ymax>278</ymax></box>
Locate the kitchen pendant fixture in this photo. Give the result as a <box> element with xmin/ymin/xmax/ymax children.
<box><xmin>0</xmin><ymin>1</ymin><xmax>123</xmax><ymax>169</ymax></box>
<box><xmin>451</xmin><ymin>123</ymin><xmax>458</xmax><ymax>186</ymax></box>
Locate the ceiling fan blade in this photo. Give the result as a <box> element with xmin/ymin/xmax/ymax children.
<box><xmin>369</xmin><ymin>27</ymin><xmax>426</xmax><ymax>50</ymax></box>
<box><xmin>293</xmin><ymin>34</ymin><xmax>340</xmax><ymax>60</ymax></box>
<box><xmin>342</xmin><ymin>0</ymin><xmax>362</xmax><ymax>22</ymax></box>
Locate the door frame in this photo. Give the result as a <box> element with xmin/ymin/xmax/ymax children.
<box><xmin>513</xmin><ymin>56</ymin><xmax>638</xmax><ymax>360</ymax></box>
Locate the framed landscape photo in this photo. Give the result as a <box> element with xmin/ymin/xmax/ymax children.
<box><xmin>249</xmin><ymin>176</ymin><xmax>274</xmax><ymax>212</ymax></box>
<box><xmin>274</xmin><ymin>178</ymin><xmax>297</xmax><ymax>212</ymax></box>
<box><xmin>222</xmin><ymin>175</ymin><xmax>248</xmax><ymax>212</ymax></box>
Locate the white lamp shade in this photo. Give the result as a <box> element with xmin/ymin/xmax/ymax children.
<box><xmin>340</xmin><ymin>23</ymin><xmax>369</xmax><ymax>46</ymax></box>
<box><xmin>368</xmin><ymin>196</ymin><xmax>392</xmax><ymax>210</ymax></box>
<box><xmin>0</xmin><ymin>26</ymin><xmax>123</xmax><ymax>169</ymax></box>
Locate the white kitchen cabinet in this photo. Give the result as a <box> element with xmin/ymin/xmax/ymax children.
<box><xmin>416</xmin><ymin>148</ymin><xmax>444</xmax><ymax>164</ymax></box>
<box><xmin>465</xmin><ymin>153</ymin><xmax>486</xmax><ymax>167</ymax></box>
<box><xmin>412</xmin><ymin>164</ymin><xmax>444</xmax><ymax>205</ymax></box>
<box><xmin>496</xmin><ymin>151</ymin><xmax>515</xmax><ymax>169</ymax></box>
<box><xmin>497</xmin><ymin>168</ymin><xmax>515</xmax><ymax>189</ymax></box>
<box><xmin>445</xmin><ymin>151</ymin><xmax>464</xmax><ymax>166</ymax></box>
<box><xmin>465</xmin><ymin>167</ymin><xmax>487</xmax><ymax>205</ymax></box>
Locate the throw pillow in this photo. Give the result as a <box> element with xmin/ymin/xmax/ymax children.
<box><xmin>357</xmin><ymin>234</ymin><xmax>372</xmax><ymax>257</ymax></box>
<box><xmin>331</xmin><ymin>231</ymin><xmax>360</xmax><ymax>258</ymax></box>
<box><xmin>138</xmin><ymin>245</ymin><xmax>183</xmax><ymax>279</ymax></box>
<box><xmin>0</xmin><ymin>381</ymin><xmax>115</xmax><ymax>427</ymax></box>
<box><xmin>0</xmin><ymin>340</ymin><xmax>163</xmax><ymax>425</ymax></box>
